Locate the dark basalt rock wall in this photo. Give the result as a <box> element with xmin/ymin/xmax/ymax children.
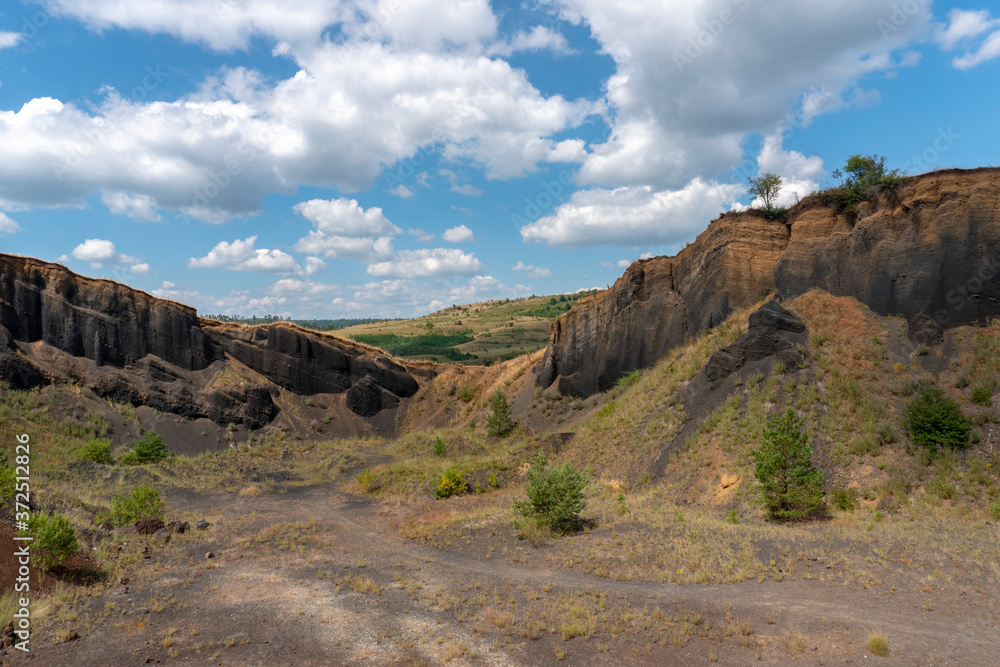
<box><xmin>205</xmin><ymin>323</ymin><xmax>418</xmax><ymax>403</ymax></box>
<box><xmin>0</xmin><ymin>254</ymin><xmax>221</xmax><ymax>371</ymax></box>
<box><xmin>539</xmin><ymin>168</ymin><xmax>1000</xmax><ymax>398</ymax></box>
<box><xmin>0</xmin><ymin>254</ymin><xmax>423</xmax><ymax>426</ymax></box>
<box><xmin>537</xmin><ymin>211</ymin><xmax>790</xmax><ymax>396</ymax></box>
<box><xmin>704</xmin><ymin>300</ymin><xmax>807</xmax><ymax>384</ymax></box>
<box><xmin>774</xmin><ymin>169</ymin><xmax>1000</xmax><ymax>326</ymax></box>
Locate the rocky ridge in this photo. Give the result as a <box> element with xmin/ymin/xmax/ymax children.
<box><xmin>0</xmin><ymin>253</ymin><xmax>425</xmax><ymax>431</ymax></box>
<box><xmin>538</xmin><ymin>168</ymin><xmax>1000</xmax><ymax>397</ymax></box>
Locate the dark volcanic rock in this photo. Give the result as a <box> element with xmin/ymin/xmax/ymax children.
<box><xmin>704</xmin><ymin>301</ymin><xmax>807</xmax><ymax>383</ymax></box>
<box><xmin>775</xmin><ymin>170</ymin><xmax>1000</xmax><ymax>327</ymax></box>
<box><xmin>539</xmin><ymin>169</ymin><xmax>1000</xmax><ymax>397</ymax></box>
<box><xmin>0</xmin><ymin>254</ymin><xmax>221</xmax><ymax>371</ymax></box>
<box><xmin>537</xmin><ymin>211</ymin><xmax>790</xmax><ymax>396</ymax></box>
<box><xmin>0</xmin><ymin>254</ymin><xmax>425</xmax><ymax>430</ymax></box>
<box><xmin>346</xmin><ymin>377</ymin><xmax>386</xmax><ymax>417</ymax></box>
<box><xmin>134</xmin><ymin>518</ymin><xmax>165</xmax><ymax>535</ymax></box>
<box><xmin>908</xmin><ymin>313</ymin><xmax>944</xmax><ymax>346</ymax></box>
<box><xmin>206</xmin><ymin>324</ymin><xmax>418</xmax><ymax>401</ymax></box>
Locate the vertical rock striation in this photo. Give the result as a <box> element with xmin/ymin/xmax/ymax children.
<box><xmin>538</xmin><ymin>168</ymin><xmax>1000</xmax><ymax>397</ymax></box>
<box><xmin>0</xmin><ymin>254</ymin><xmax>424</xmax><ymax>427</ymax></box>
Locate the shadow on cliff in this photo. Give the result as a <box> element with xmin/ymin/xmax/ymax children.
<box><xmin>0</xmin><ymin>253</ymin><xmax>437</xmax><ymax>446</ymax></box>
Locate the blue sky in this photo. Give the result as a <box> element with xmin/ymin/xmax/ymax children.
<box><xmin>0</xmin><ymin>0</ymin><xmax>997</xmax><ymax>318</ymax></box>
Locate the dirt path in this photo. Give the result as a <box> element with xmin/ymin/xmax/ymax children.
<box><xmin>5</xmin><ymin>484</ymin><xmax>998</xmax><ymax>666</ymax></box>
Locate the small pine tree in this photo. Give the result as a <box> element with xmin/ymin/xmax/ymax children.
<box><xmin>513</xmin><ymin>450</ymin><xmax>588</xmax><ymax>533</ymax></box>
<box><xmin>487</xmin><ymin>391</ymin><xmax>515</xmax><ymax>437</ymax></box>
<box><xmin>129</xmin><ymin>431</ymin><xmax>169</xmax><ymax>464</ymax></box>
<box><xmin>754</xmin><ymin>409</ymin><xmax>825</xmax><ymax>521</ymax></box>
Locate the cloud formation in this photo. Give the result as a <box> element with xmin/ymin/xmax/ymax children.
<box><xmin>520</xmin><ymin>179</ymin><xmax>743</xmax><ymax>248</ymax></box>
<box><xmin>512</xmin><ymin>260</ymin><xmax>553</xmax><ymax>278</ymax></box>
<box><xmin>442</xmin><ymin>225</ymin><xmax>475</xmax><ymax>243</ymax></box>
<box><xmin>938</xmin><ymin>9</ymin><xmax>1000</xmax><ymax>69</ymax></box>
<box><xmin>367</xmin><ymin>248</ymin><xmax>484</xmax><ymax>279</ymax></box>
<box><xmin>547</xmin><ymin>0</ymin><xmax>928</xmax><ymax>189</ymax></box>
<box><xmin>0</xmin><ymin>213</ymin><xmax>21</xmax><ymax>234</ymax></box>
<box><xmin>188</xmin><ymin>236</ymin><xmax>301</xmax><ymax>273</ymax></box>
<box><xmin>70</xmin><ymin>238</ymin><xmax>136</xmax><ymax>267</ymax></box>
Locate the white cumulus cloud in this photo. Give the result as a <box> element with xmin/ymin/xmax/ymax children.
<box><xmin>188</xmin><ymin>236</ymin><xmax>301</xmax><ymax>273</ymax></box>
<box><xmin>0</xmin><ymin>32</ymin><xmax>22</xmax><ymax>50</ymax></box>
<box><xmin>442</xmin><ymin>225</ymin><xmax>475</xmax><ymax>243</ymax></box>
<box><xmin>0</xmin><ymin>213</ymin><xmax>21</xmax><ymax>234</ymax></box>
<box><xmin>304</xmin><ymin>256</ymin><xmax>326</xmax><ymax>276</ymax></box>
<box><xmin>70</xmin><ymin>238</ymin><xmax>138</xmax><ymax>268</ymax></box>
<box><xmin>366</xmin><ymin>248</ymin><xmax>484</xmax><ymax>279</ymax></box>
<box><xmin>521</xmin><ymin>179</ymin><xmax>744</xmax><ymax>248</ymax></box>
<box><xmin>512</xmin><ymin>261</ymin><xmax>553</xmax><ymax>278</ymax></box>
<box><xmin>293</xmin><ymin>198</ymin><xmax>401</xmax><ymax>237</ymax></box>
<box><xmin>937</xmin><ymin>9</ymin><xmax>998</xmax><ymax>51</ymax></box>
<box><xmin>101</xmin><ymin>190</ymin><xmax>162</xmax><ymax>222</ymax></box>
<box><xmin>548</xmin><ymin>0</ymin><xmax>930</xmax><ymax>189</ymax></box>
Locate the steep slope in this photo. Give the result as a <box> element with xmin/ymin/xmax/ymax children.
<box><xmin>0</xmin><ymin>254</ymin><xmax>427</xmax><ymax>432</ymax></box>
<box><xmin>538</xmin><ymin>168</ymin><xmax>1000</xmax><ymax>397</ymax></box>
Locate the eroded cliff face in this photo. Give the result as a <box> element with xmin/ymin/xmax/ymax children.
<box><xmin>0</xmin><ymin>254</ymin><xmax>424</xmax><ymax>430</ymax></box>
<box><xmin>539</xmin><ymin>168</ymin><xmax>1000</xmax><ymax>397</ymax></box>
<box><xmin>775</xmin><ymin>169</ymin><xmax>1000</xmax><ymax>324</ymax></box>
<box><xmin>536</xmin><ymin>212</ymin><xmax>790</xmax><ymax>396</ymax></box>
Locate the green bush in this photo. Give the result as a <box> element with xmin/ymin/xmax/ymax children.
<box><xmin>754</xmin><ymin>409</ymin><xmax>825</xmax><ymax>521</ymax></box>
<box><xmin>356</xmin><ymin>470</ymin><xmax>380</xmax><ymax>494</ymax></box>
<box><xmin>435</xmin><ymin>466</ymin><xmax>468</xmax><ymax>499</ymax></box>
<box><xmin>434</xmin><ymin>436</ymin><xmax>446</xmax><ymax>457</ymax></box>
<box><xmin>23</xmin><ymin>512</ymin><xmax>79</xmax><ymax>571</ymax></box>
<box><xmin>512</xmin><ymin>451</ymin><xmax>588</xmax><ymax>533</ymax></box>
<box><xmin>971</xmin><ymin>381</ymin><xmax>995</xmax><ymax>407</ymax></box>
<box><xmin>831</xmin><ymin>487</ymin><xmax>858</xmax><ymax>512</ymax></box>
<box><xmin>98</xmin><ymin>485</ymin><xmax>164</xmax><ymax>527</ymax></box>
<box><xmin>614</xmin><ymin>370</ymin><xmax>641</xmax><ymax>390</ymax></box>
<box><xmin>457</xmin><ymin>386</ymin><xmax>475</xmax><ymax>403</ymax></box>
<box><xmin>487</xmin><ymin>391</ymin><xmax>515</xmax><ymax>437</ymax></box>
<box><xmin>79</xmin><ymin>437</ymin><xmax>113</xmax><ymax>464</ymax></box>
<box><xmin>126</xmin><ymin>431</ymin><xmax>169</xmax><ymax>464</ymax></box>
<box><xmin>990</xmin><ymin>498</ymin><xmax>1000</xmax><ymax>521</ymax></box>
<box><xmin>905</xmin><ymin>388</ymin><xmax>970</xmax><ymax>454</ymax></box>
<box><xmin>822</xmin><ymin>154</ymin><xmax>903</xmax><ymax>213</ymax></box>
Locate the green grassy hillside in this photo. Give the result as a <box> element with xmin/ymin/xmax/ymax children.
<box><xmin>334</xmin><ymin>291</ymin><xmax>599</xmax><ymax>365</ymax></box>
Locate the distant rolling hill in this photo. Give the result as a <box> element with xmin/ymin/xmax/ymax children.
<box><xmin>333</xmin><ymin>291</ymin><xmax>599</xmax><ymax>365</ymax></box>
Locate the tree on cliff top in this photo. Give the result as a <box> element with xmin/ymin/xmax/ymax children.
<box><xmin>747</xmin><ymin>172</ymin><xmax>783</xmax><ymax>211</ymax></box>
